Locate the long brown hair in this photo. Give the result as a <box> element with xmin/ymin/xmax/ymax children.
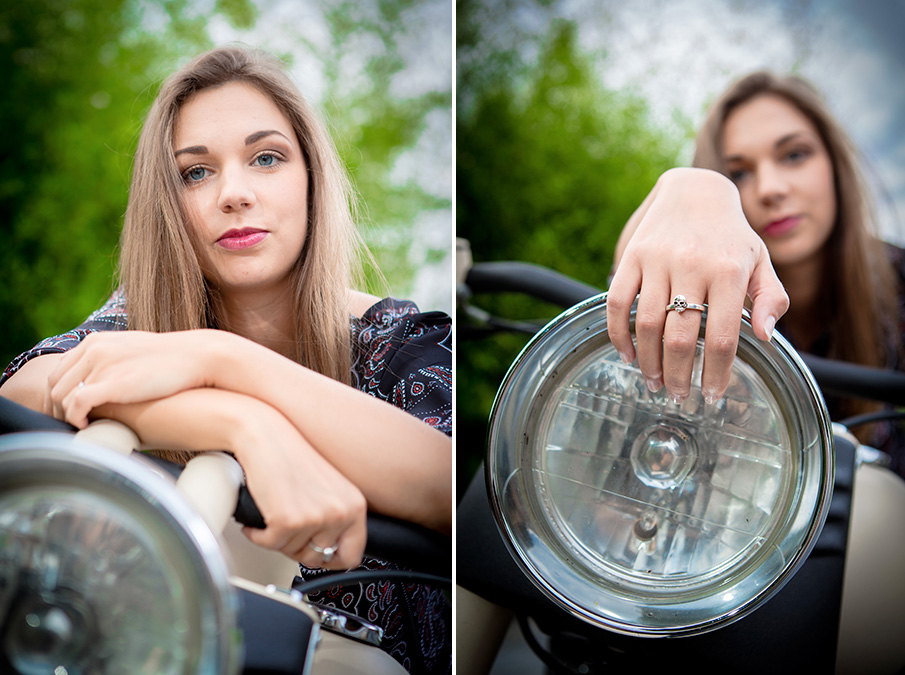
<box><xmin>693</xmin><ymin>72</ymin><xmax>898</xmax><ymax>419</ymax></box>
<box><xmin>120</xmin><ymin>46</ymin><xmax>366</xmax><ymax>462</ymax></box>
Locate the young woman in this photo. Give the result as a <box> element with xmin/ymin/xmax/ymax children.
<box><xmin>0</xmin><ymin>46</ymin><xmax>451</xmax><ymax>674</ymax></box>
<box><xmin>608</xmin><ymin>71</ymin><xmax>904</xmax><ymax>476</ymax></box>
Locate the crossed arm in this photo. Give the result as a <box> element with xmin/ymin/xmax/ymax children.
<box><xmin>2</xmin><ymin>329</ymin><xmax>451</xmax><ymax>568</ymax></box>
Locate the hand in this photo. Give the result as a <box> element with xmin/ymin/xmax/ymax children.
<box><xmin>232</xmin><ymin>402</ymin><xmax>367</xmax><ymax>570</ymax></box>
<box><xmin>607</xmin><ymin>168</ymin><xmax>789</xmax><ymax>403</ymax></box>
<box><xmin>47</xmin><ymin>330</ymin><xmax>215</xmax><ymax>428</ymax></box>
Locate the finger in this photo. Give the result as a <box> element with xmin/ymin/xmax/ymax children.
<box><xmin>699</xmin><ymin>281</ymin><xmax>747</xmax><ymax>403</ymax></box>
<box><xmin>277</xmin><ymin>520</ymin><xmax>342</xmax><ymax>568</ymax></box>
<box><xmin>661</xmin><ymin>289</ymin><xmax>706</xmax><ymax>402</ymax></box>
<box><xmin>747</xmin><ymin>255</ymin><xmax>789</xmax><ymax>342</ymax></box>
<box><xmin>243</xmin><ymin>522</ymin><xmax>299</xmax><ymax>553</ymax></box>
<box><xmin>633</xmin><ymin>274</ymin><xmax>671</xmax><ymax>392</ymax></box>
<box><xmin>60</xmin><ymin>382</ymin><xmax>96</xmax><ymax>429</ymax></box>
<box><xmin>606</xmin><ymin>262</ymin><xmax>642</xmax><ymax>365</ymax></box>
<box><xmin>47</xmin><ymin>344</ymin><xmax>81</xmax><ymax>391</ymax></box>
<box><xmin>49</xmin><ymin>351</ymin><xmax>93</xmax><ymax>421</ymax></box>
<box><xmin>325</xmin><ymin>519</ymin><xmax>366</xmax><ymax>571</ymax></box>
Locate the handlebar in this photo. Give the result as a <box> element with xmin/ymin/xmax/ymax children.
<box><xmin>462</xmin><ymin>260</ymin><xmax>905</xmax><ymax>408</ymax></box>
<box><xmin>0</xmin><ymin>395</ymin><xmax>451</xmax><ymax>578</ymax></box>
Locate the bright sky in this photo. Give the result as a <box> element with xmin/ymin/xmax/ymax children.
<box><xmin>206</xmin><ymin>0</ymin><xmax>453</xmax><ymax>313</ymax></box>
<box><xmin>563</xmin><ymin>0</ymin><xmax>905</xmax><ymax>243</ymax></box>
<box><xmin>200</xmin><ymin>0</ymin><xmax>905</xmax><ymax>311</ymax></box>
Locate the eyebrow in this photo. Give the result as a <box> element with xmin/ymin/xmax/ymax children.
<box><xmin>724</xmin><ymin>131</ymin><xmax>809</xmax><ymax>164</ymax></box>
<box><xmin>174</xmin><ymin>130</ymin><xmax>292</xmax><ymax>158</ymax></box>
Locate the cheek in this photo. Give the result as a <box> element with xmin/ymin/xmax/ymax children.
<box><xmin>811</xmin><ymin>163</ymin><xmax>837</xmax><ymax>232</ymax></box>
<box><xmin>736</xmin><ymin>184</ymin><xmax>761</xmax><ymax>225</ymax></box>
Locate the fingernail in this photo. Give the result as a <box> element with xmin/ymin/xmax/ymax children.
<box><xmin>670</xmin><ymin>392</ymin><xmax>688</xmax><ymax>405</ymax></box>
<box><xmin>619</xmin><ymin>350</ymin><xmax>633</xmax><ymax>364</ymax></box>
<box><xmin>764</xmin><ymin>315</ymin><xmax>776</xmax><ymax>341</ymax></box>
<box><xmin>646</xmin><ymin>377</ymin><xmax>662</xmax><ymax>393</ymax></box>
<box><xmin>703</xmin><ymin>391</ymin><xmax>719</xmax><ymax>405</ymax></box>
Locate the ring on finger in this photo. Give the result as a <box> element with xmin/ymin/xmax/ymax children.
<box><xmin>666</xmin><ymin>294</ymin><xmax>706</xmax><ymax>314</ymax></box>
<box><xmin>309</xmin><ymin>541</ymin><xmax>339</xmax><ymax>563</ymax></box>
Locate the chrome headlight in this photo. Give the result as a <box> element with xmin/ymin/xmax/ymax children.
<box><xmin>487</xmin><ymin>294</ymin><xmax>833</xmax><ymax>636</ymax></box>
<box><xmin>0</xmin><ymin>432</ymin><xmax>241</xmax><ymax>674</ymax></box>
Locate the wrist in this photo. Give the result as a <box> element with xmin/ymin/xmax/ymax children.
<box><xmin>660</xmin><ymin>167</ymin><xmax>739</xmax><ymax>200</ymax></box>
<box><xmin>203</xmin><ymin>329</ymin><xmax>249</xmax><ymax>390</ymax></box>
<box><xmin>221</xmin><ymin>395</ymin><xmax>287</xmax><ymax>462</ymax></box>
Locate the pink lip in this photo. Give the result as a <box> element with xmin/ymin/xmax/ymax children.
<box><xmin>762</xmin><ymin>216</ymin><xmax>801</xmax><ymax>237</ymax></box>
<box><xmin>216</xmin><ymin>228</ymin><xmax>268</xmax><ymax>251</ymax></box>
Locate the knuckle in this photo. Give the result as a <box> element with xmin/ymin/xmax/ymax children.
<box><xmin>634</xmin><ymin>311</ymin><xmax>662</xmax><ymax>336</ymax></box>
<box><xmin>606</xmin><ymin>292</ymin><xmax>630</xmax><ymax>314</ymax></box>
<box><xmin>711</xmin><ymin>256</ymin><xmax>747</xmax><ymax>282</ymax></box>
<box><xmin>663</xmin><ymin>331</ymin><xmax>696</xmax><ymax>356</ymax></box>
<box><xmin>708</xmin><ymin>334</ymin><xmax>738</xmax><ymax>359</ymax></box>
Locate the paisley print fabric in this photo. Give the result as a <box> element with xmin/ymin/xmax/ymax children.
<box><xmin>0</xmin><ymin>294</ymin><xmax>452</xmax><ymax>674</ymax></box>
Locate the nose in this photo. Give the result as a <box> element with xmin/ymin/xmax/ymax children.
<box><xmin>755</xmin><ymin>161</ymin><xmax>789</xmax><ymax>207</ymax></box>
<box><xmin>217</xmin><ymin>164</ymin><xmax>256</xmax><ymax>212</ymax></box>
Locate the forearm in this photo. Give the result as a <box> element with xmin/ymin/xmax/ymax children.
<box><xmin>94</xmin><ymin>389</ymin><xmax>370</xmax><ymax>568</ymax></box>
<box><xmin>204</xmin><ymin>333</ymin><xmax>452</xmax><ymax>532</ymax></box>
<box><xmin>92</xmin><ymin>388</ymin><xmax>254</xmax><ymax>454</ymax></box>
<box><xmin>95</xmin><ymin>384</ymin><xmax>450</xmax><ymax>532</ymax></box>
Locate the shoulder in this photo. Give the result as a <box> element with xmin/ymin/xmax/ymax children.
<box><xmin>347</xmin><ymin>290</ymin><xmax>384</xmax><ymax>319</ymax></box>
<box><xmin>349</xmin><ymin>296</ymin><xmax>451</xmax><ymax>435</ymax></box>
<box><xmin>0</xmin><ymin>292</ymin><xmax>127</xmax><ymax>389</ymax></box>
<box><xmin>349</xmin><ymin>295</ymin><xmax>451</xmax><ymax>388</ymax></box>
<box><xmin>353</xmin><ymin>297</ymin><xmax>451</xmax><ymax>338</ymax></box>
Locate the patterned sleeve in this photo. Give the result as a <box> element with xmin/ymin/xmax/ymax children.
<box><xmin>0</xmin><ymin>291</ymin><xmax>127</xmax><ymax>388</ymax></box>
<box><xmin>350</xmin><ymin>298</ymin><xmax>452</xmax><ymax>436</ymax></box>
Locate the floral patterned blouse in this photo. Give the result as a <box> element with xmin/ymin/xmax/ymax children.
<box><xmin>0</xmin><ymin>292</ymin><xmax>452</xmax><ymax>675</ymax></box>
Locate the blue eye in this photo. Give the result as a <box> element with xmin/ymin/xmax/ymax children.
<box><xmin>183</xmin><ymin>166</ymin><xmax>208</xmax><ymax>183</ymax></box>
<box><xmin>255</xmin><ymin>153</ymin><xmax>277</xmax><ymax>167</ymax></box>
<box><xmin>728</xmin><ymin>168</ymin><xmax>748</xmax><ymax>183</ymax></box>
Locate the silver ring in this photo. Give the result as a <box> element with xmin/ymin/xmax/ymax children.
<box><xmin>666</xmin><ymin>294</ymin><xmax>706</xmax><ymax>313</ymax></box>
<box><xmin>309</xmin><ymin>541</ymin><xmax>339</xmax><ymax>563</ymax></box>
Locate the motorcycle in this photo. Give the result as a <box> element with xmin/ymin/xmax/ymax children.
<box><xmin>0</xmin><ymin>395</ymin><xmax>451</xmax><ymax>674</ymax></box>
<box><xmin>455</xmin><ymin>239</ymin><xmax>905</xmax><ymax>675</ymax></box>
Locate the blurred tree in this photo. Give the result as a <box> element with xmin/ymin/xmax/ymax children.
<box><xmin>314</xmin><ymin>0</ymin><xmax>452</xmax><ymax>300</ymax></box>
<box><xmin>0</xmin><ymin>0</ymin><xmax>452</xmax><ymax>372</ymax></box>
<box><xmin>456</xmin><ymin>14</ymin><xmax>686</xmax><ymax>491</ymax></box>
<box><xmin>0</xmin><ymin>0</ymin><xmax>255</xmax><ymax>368</ymax></box>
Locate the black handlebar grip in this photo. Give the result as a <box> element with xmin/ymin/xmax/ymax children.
<box><xmin>234</xmin><ymin>485</ymin><xmax>267</xmax><ymax>529</ymax></box>
<box><xmin>233</xmin><ymin>485</ymin><xmax>451</xmax><ymax>577</ymax></box>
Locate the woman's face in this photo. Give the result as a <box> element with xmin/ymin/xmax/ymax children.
<box><xmin>173</xmin><ymin>81</ymin><xmax>308</xmax><ymax>298</ymax></box>
<box><xmin>721</xmin><ymin>93</ymin><xmax>837</xmax><ymax>271</ymax></box>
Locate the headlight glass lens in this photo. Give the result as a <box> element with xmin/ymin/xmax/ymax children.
<box><xmin>0</xmin><ymin>435</ymin><xmax>239</xmax><ymax>674</ymax></box>
<box><xmin>488</xmin><ymin>295</ymin><xmax>833</xmax><ymax>636</ymax></box>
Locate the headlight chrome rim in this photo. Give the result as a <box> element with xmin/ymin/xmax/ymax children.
<box><xmin>487</xmin><ymin>293</ymin><xmax>833</xmax><ymax>637</ymax></box>
<box><xmin>0</xmin><ymin>432</ymin><xmax>241</xmax><ymax>673</ymax></box>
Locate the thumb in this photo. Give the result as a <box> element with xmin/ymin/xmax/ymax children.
<box><xmin>747</xmin><ymin>254</ymin><xmax>789</xmax><ymax>342</ymax></box>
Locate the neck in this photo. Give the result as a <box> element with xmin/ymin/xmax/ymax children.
<box><xmin>214</xmin><ymin>285</ymin><xmax>297</xmax><ymax>359</ymax></box>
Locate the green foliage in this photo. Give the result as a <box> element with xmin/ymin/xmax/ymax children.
<box><xmin>0</xmin><ymin>0</ymin><xmax>450</xmax><ymax>373</ymax></box>
<box><xmin>456</xmin><ymin>17</ymin><xmax>682</xmax><ymax>490</ymax></box>
<box><xmin>317</xmin><ymin>0</ymin><xmax>452</xmax><ymax>299</ymax></box>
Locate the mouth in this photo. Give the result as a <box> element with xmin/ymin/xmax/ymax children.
<box><xmin>216</xmin><ymin>228</ymin><xmax>268</xmax><ymax>251</ymax></box>
<box><xmin>762</xmin><ymin>215</ymin><xmax>801</xmax><ymax>238</ymax></box>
